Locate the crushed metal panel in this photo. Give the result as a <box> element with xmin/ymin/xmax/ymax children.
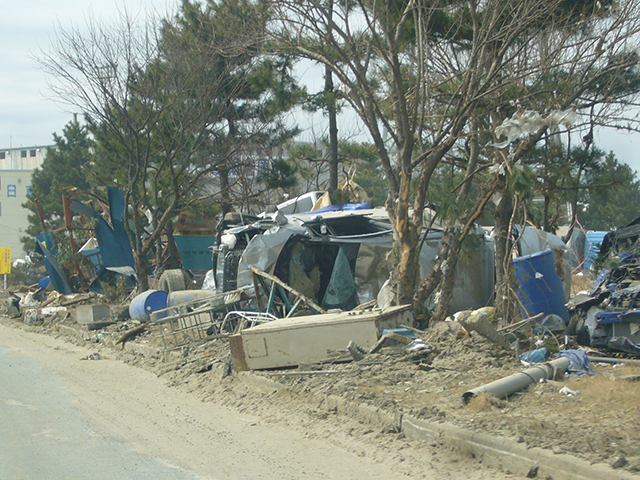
<box><xmin>230</xmin><ymin>305</ymin><xmax>412</xmax><ymax>371</ymax></box>
<box><xmin>70</xmin><ymin>187</ymin><xmax>135</xmax><ymax>269</ymax></box>
<box><xmin>35</xmin><ymin>232</ymin><xmax>73</xmax><ymax>295</ymax></box>
<box><xmin>173</xmin><ymin>235</ymin><xmax>216</xmax><ymax>271</ymax></box>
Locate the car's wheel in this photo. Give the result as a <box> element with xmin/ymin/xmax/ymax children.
<box><xmin>222</xmin><ymin>249</ymin><xmax>243</xmax><ymax>292</ymax></box>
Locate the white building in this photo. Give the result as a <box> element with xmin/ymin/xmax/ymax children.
<box><xmin>0</xmin><ymin>146</ymin><xmax>50</xmax><ymax>259</ymax></box>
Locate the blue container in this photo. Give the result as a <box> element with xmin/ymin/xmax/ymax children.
<box><xmin>513</xmin><ymin>249</ymin><xmax>569</xmax><ymax>323</ymax></box>
<box><xmin>129</xmin><ymin>289</ymin><xmax>168</xmax><ymax>322</ymax></box>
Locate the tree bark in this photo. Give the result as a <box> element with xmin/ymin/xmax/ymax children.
<box><xmin>493</xmin><ymin>190</ymin><xmax>519</xmax><ymax>320</ymax></box>
<box><xmin>326</xmin><ymin>64</ymin><xmax>339</xmax><ymax>193</ymax></box>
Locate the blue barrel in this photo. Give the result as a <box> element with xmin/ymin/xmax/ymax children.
<box><xmin>513</xmin><ymin>249</ymin><xmax>569</xmax><ymax>323</ymax></box>
<box><xmin>129</xmin><ymin>289</ymin><xmax>168</xmax><ymax>322</ymax></box>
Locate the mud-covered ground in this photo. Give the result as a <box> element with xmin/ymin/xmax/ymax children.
<box><xmin>6</xmin><ymin>288</ymin><xmax>640</xmax><ymax>477</ymax></box>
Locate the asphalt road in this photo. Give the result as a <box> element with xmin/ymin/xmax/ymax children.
<box><xmin>0</xmin><ymin>346</ymin><xmax>203</xmax><ymax>480</ymax></box>
<box><xmin>0</xmin><ymin>319</ymin><xmax>512</xmax><ymax>480</ymax></box>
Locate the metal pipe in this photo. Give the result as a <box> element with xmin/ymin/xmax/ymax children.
<box><xmin>588</xmin><ymin>356</ymin><xmax>640</xmax><ymax>366</ymax></box>
<box><xmin>462</xmin><ymin>356</ymin><xmax>570</xmax><ymax>405</ymax></box>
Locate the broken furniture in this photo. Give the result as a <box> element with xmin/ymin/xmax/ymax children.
<box><xmin>229</xmin><ymin>305</ymin><xmax>414</xmax><ymax>371</ymax></box>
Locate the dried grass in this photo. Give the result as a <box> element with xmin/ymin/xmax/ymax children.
<box><xmin>571</xmin><ymin>274</ymin><xmax>594</xmax><ymax>296</ymax></box>
<box><xmin>566</xmin><ymin>367</ymin><xmax>640</xmax><ymax>416</ymax></box>
<box><xmin>466</xmin><ymin>393</ymin><xmax>493</xmax><ymax>412</ymax></box>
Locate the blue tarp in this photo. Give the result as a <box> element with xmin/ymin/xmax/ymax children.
<box><xmin>557</xmin><ymin>349</ymin><xmax>594</xmax><ymax>375</ymax></box>
<box><xmin>307</xmin><ymin>203</ymin><xmax>371</xmax><ymax>214</ymax></box>
<box><xmin>584</xmin><ymin>231</ymin><xmax>607</xmax><ymax>271</ymax></box>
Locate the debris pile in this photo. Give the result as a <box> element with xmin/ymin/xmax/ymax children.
<box><xmin>8</xmin><ymin>190</ymin><xmax>640</xmax><ymax>475</ymax></box>
<box><xmin>569</xmin><ymin>217</ymin><xmax>640</xmax><ymax>355</ymax></box>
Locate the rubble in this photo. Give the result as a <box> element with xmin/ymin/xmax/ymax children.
<box><xmin>9</xmin><ymin>189</ymin><xmax>640</xmax><ymax>477</ymax></box>
<box><xmin>568</xmin><ymin>217</ymin><xmax>640</xmax><ymax>355</ymax></box>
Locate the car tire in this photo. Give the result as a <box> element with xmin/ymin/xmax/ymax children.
<box><xmin>222</xmin><ymin>250</ymin><xmax>243</xmax><ymax>292</ymax></box>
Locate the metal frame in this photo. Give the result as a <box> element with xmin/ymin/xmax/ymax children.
<box><xmin>250</xmin><ymin>267</ymin><xmax>326</xmax><ymax>318</ymax></box>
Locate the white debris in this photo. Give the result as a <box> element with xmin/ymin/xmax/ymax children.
<box><xmin>490</xmin><ymin>109</ymin><xmax>576</xmax><ymax>148</ymax></box>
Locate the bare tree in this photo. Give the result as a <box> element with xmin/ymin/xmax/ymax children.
<box><xmin>39</xmin><ymin>2</ymin><xmax>297</xmax><ymax>291</ymax></box>
<box><xmin>272</xmin><ymin>0</ymin><xmax>640</xmax><ymax>318</ymax></box>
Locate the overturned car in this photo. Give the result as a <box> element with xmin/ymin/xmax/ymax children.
<box><xmin>210</xmin><ymin>195</ymin><xmax>574</xmax><ymax>315</ymax></box>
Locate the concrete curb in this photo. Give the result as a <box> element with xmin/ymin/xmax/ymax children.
<box><xmin>402</xmin><ymin>415</ymin><xmax>639</xmax><ymax>480</ymax></box>
<box><xmin>236</xmin><ymin>371</ymin><xmax>639</xmax><ymax>480</ymax></box>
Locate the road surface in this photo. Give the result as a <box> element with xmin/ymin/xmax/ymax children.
<box><xmin>0</xmin><ymin>320</ymin><xmax>514</xmax><ymax>479</ymax></box>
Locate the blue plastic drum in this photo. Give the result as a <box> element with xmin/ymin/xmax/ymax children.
<box><xmin>129</xmin><ymin>289</ymin><xmax>168</xmax><ymax>322</ymax></box>
<box><xmin>513</xmin><ymin>249</ymin><xmax>569</xmax><ymax>323</ymax></box>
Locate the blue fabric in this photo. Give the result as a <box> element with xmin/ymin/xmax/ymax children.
<box><xmin>520</xmin><ymin>348</ymin><xmax>547</xmax><ymax>363</ymax></box>
<box><xmin>557</xmin><ymin>349</ymin><xmax>594</xmax><ymax>375</ymax></box>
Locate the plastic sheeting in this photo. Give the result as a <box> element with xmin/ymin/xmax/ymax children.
<box><xmin>491</xmin><ymin>109</ymin><xmax>576</xmax><ymax>149</ymax></box>
<box><xmin>321</xmin><ymin>248</ymin><xmax>358</xmax><ymax>311</ymax></box>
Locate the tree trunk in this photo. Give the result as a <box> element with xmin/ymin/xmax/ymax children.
<box><xmin>134</xmin><ymin>252</ymin><xmax>150</xmax><ymax>292</ymax></box>
<box><xmin>493</xmin><ymin>190</ymin><xmax>520</xmax><ymax>320</ymax></box>
<box><xmin>165</xmin><ymin>220</ymin><xmax>182</xmax><ymax>270</ymax></box>
<box><xmin>325</xmin><ymin>64</ymin><xmax>339</xmax><ymax>193</ymax></box>
<box><xmin>413</xmin><ymin>178</ymin><xmax>498</xmax><ymax>322</ymax></box>
<box><xmin>395</xmin><ymin>224</ymin><xmax>420</xmax><ymax>305</ymax></box>
<box><xmin>430</xmin><ymin>227</ymin><xmax>464</xmax><ymax>322</ymax></box>
<box><xmin>543</xmin><ymin>192</ymin><xmax>551</xmax><ymax>232</ymax></box>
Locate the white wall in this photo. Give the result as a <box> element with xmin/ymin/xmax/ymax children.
<box><xmin>0</xmin><ymin>146</ymin><xmax>49</xmax><ymax>259</ymax></box>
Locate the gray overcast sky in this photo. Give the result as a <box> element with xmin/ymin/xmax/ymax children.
<box><xmin>2</xmin><ymin>1</ymin><xmax>640</xmax><ymax>174</ymax></box>
<box><xmin>0</xmin><ymin>0</ymin><xmax>176</xmax><ymax>149</ymax></box>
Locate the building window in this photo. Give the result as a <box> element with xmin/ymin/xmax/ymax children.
<box><xmin>7</xmin><ymin>185</ymin><xmax>16</xmax><ymax>197</ymax></box>
<box><xmin>0</xmin><ymin>152</ymin><xmax>5</xmax><ymax>160</ymax></box>
<box><xmin>26</xmin><ymin>185</ymin><xmax>32</xmax><ymax>197</ymax></box>
<box><xmin>30</xmin><ymin>149</ymin><xmax>36</xmax><ymax>157</ymax></box>
<box><xmin>20</xmin><ymin>150</ymin><xmax>26</xmax><ymax>158</ymax></box>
